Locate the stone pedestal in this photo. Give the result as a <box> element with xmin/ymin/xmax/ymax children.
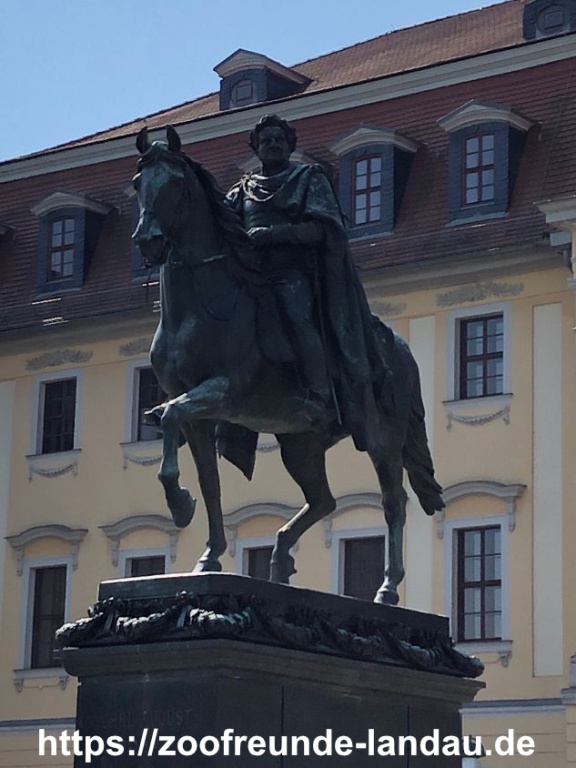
<box><xmin>60</xmin><ymin>573</ymin><xmax>484</xmax><ymax>767</ymax></box>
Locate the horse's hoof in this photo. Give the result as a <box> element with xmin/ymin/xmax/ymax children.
<box><xmin>270</xmin><ymin>552</ymin><xmax>297</xmax><ymax>584</ymax></box>
<box><xmin>193</xmin><ymin>552</ymin><xmax>223</xmax><ymax>573</ymax></box>
<box><xmin>374</xmin><ymin>587</ymin><xmax>399</xmax><ymax>606</ymax></box>
<box><xmin>144</xmin><ymin>404</ymin><xmax>166</xmax><ymax>427</ymax></box>
<box><xmin>170</xmin><ymin>488</ymin><xmax>196</xmax><ymax>528</ymax></box>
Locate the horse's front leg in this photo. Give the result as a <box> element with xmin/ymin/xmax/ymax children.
<box><xmin>181</xmin><ymin>420</ymin><xmax>227</xmax><ymax>572</ymax></box>
<box><xmin>158</xmin><ymin>377</ymin><xmax>230</xmax><ymax>532</ymax></box>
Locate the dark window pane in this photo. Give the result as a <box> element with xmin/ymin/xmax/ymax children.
<box><xmin>48</xmin><ymin>218</ymin><xmax>75</xmax><ymax>281</ymax></box>
<box><xmin>41</xmin><ymin>378</ymin><xmax>76</xmax><ymax>454</ymax></box>
<box><xmin>246</xmin><ymin>546</ymin><xmax>273</xmax><ymax>580</ymax></box>
<box><xmin>137</xmin><ymin>368</ymin><xmax>166</xmax><ymax>441</ymax></box>
<box><xmin>231</xmin><ymin>79</ymin><xmax>255</xmax><ymax>106</ymax></box>
<box><xmin>343</xmin><ymin>536</ymin><xmax>385</xmax><ymax>601</ymax></box>
<box><xmin>128</xmin><ymin>556</ymin><xmax>166</xmax><ymax>577</ymax></box>
<box><xmin>31</xmin><ymin>566</ymin><xmax>66</xmax><ymax>668</ymax></box>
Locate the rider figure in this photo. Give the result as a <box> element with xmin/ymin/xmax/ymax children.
<box><xmin>227</xmin><ymin>115</ymin><xmax>392</xmax><ymax>450</ymax></box>
<box><xmin>226</xmin><ymin>115</ymin><xmax>330</xmax><ymax>418</ymax></box>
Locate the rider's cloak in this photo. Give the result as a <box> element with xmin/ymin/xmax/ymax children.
<box><xmin>221</xmin><ymin>164</ymin><xmax>393</xmax><ymax>477</ymax></box>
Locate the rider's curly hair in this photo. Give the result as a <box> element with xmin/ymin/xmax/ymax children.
<box><xmin>249</xmin><ymin>114</ymin><xmax>297</xmax><ymax>154</ymax></box>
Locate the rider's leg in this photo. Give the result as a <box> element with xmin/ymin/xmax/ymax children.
<box><xmin>274</xmin><ymin>273</ymin><xmax>330</xmax><ymax>404</ymax></box>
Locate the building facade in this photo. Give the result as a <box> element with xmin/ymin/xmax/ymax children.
<box><xmin>1</xmin><ymin>1</ymin><xmax>576</xmax><ymax>765</ymax></box>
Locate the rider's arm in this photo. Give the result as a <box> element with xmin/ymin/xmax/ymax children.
<box><xmin>247</xmin><ymin>220</ymin><xmax>325</xmax><ymax>247</ymax></box>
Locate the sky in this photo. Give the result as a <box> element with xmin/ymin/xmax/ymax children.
<box><xmin>0</xmin><ymin>0</ymin><xmax>502</xmax><ymax>162</ymax></box>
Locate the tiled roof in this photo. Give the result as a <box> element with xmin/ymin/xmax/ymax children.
<box><xmin>33</xmin><ymin>1</ymin><xmax>525</xmax><ymax>155</ymax></box>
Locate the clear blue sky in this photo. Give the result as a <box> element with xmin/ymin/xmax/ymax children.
<box><xmin>0</xmin><ymin>0</ymin><xmax>501</xmax><ymax>162</ymax></box>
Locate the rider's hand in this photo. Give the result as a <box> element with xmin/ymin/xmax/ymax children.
<box><xmin>247</xmin><ymin>226</ymin><xmax>279</xmax><ymax>245</ymax></box>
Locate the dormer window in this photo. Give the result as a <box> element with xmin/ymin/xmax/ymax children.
<box><xmin>214</xmin><ymin>49</ymin><xmax>310</xmax><ymax>111</ymax></box>
<box><xmin>329</xmin><ymin>125</ymin><xmax>417</xmax><ymax>237</ymax></box>
<box><xmin>230</xmin><ymin>79</ymin><xmax>256</xmax><ymax>108</ymax></box>
<box><xmin>523</xmin><ymin>0</ymin><xmax>576</xmax><ymax>39</ymax></box>
<box><xmin>31</xmin><ymin>191</ymin><xmax>112</xmax><ymax>293</ymax></box>
<box><xmin>438</xmin><ymin>101</ymin><xmax>532</xmax><ymax>223</ymax></box>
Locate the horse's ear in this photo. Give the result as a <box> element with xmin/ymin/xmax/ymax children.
<box><xmin>166</xmin><ymin>125</ymin><xmax>182</xmax><ymax>153</ymax></box>
<box><xmin>136</xmin><ymin>127</ymin><xmax>151</xmax><ymax>155</ymax></box>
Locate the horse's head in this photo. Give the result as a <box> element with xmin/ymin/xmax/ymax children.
<box><xmin>132</xmin><ymin>126</ymin><xmax>191</xmax><ymax>267</ymax></box>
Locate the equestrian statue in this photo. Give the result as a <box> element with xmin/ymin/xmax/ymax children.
<box><xmin>132</xmin><ymin>115</ymin><xmax>444</xmax><ymax>605</ymax></box>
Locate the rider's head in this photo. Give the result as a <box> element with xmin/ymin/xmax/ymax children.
<box><xmin>249</xmin><ymin>115</ymin><xmax>297</xmax><ymax>155</ymax></box>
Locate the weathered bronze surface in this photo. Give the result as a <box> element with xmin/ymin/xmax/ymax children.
<box><xmin>131</xmin><ymin>117</ymin><xmax>444</xmax><ymax>605</ymax></box>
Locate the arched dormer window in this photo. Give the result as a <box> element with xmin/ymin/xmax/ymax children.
<box><xmin>329</xmin><ymin>125</ymin><xmax>417</xmax><ymax>238</ymax></box>
<box><xmin>31</xmin><ymin>191</ymin><xmax>113</xmax><ymax>294</ymax></box>
<box><xmin>438</xmin><ymin>101</ymin><xmax>532</xmax><ymax>224</ymax></box>
<box><xmin>523</xmin><ymin>0</ymin><xmax>576</xmax><ymax>39</ymax></box>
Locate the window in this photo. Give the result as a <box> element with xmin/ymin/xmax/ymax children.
<box><xmin>244</xmin><ymin>546</ymin><xmax>273</xmax><ymax>580</ymax></box>
<box><xmin>438</xmin><ymin>102</ymin><xmax>532</xmax><ymax>222</ymax></box>
<box><xmin>445</xmin><ymin>303</ymin><xmax>511</xmax><ymax>405</ymax></box>
<box><xmin>40</xmin><ymin>378</ymin><xmax>77</xmax><ymax>454</ymax></box>
<box><xmin>538</xmin><ymin>4</ymin><xmax>566</xmax><ymax>31</ymax></box>
<box><xmin>48</xmin><ymin>218</ymin><xmax>75</xmax><ymax>281</ymax></box>
<box><xmin>230</xmin><ymin>79</ymin><xmax>256</xmax><ymax>107</ymax></box>
<box><xmin>456</xmin><ymin>526</ymin><xmax>502</xmax><ymax>642</ymax></box>
<box><xmin>463</xmin><ymin>134</ymin><xmax>495</xmax><ymax>205</ymax></box>
<box><xmin>125</xmin><ymin>555</ymin><xmax>166</xmax><ymax>577</ymax></box>
<box><xmin>31</xmin><ymin>191</ymin><xmax>112</xmax><ymax>294</ymax></box>
<box><xmin>523</xmin><ymin>0</ymin><xmax>574</xmax><ymax>38</ymax></box>
<box><xmin>342</xmin><ymin>536</ymin><xmax>385</xmax><ymax>601</ymax></box>
<box><xmin>330</xmin><ymin>127</ymin><xmax>417</xmax><ymax>238</ymax></box>
<box><xmin>30</xmin><ymin>565</ymin><xmax>67</xmax><ymax>668</ymax></box>
<box><xmin>459</xmin><ymin>314</ymin><xmax>504</xmax><ymax>399</ymax></box>
<box><xmin>134</xmin><ymin>367</ymin><xmax>165</xmax><ymax>441</ymax></box>
<box><xmin>353</xmin><ymin>156</ymin><xmax>382</xmax><ymax>225</ymax></box>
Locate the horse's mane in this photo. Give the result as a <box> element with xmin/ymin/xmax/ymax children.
<box><xmin>180</xmin><ymin>154</ymin><xmax>253</xmax><ymax>258</ymax></box>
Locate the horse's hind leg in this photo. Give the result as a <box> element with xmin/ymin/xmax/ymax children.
<box><xmin>371</xmin><ymin>455</ymin><xmax>407</xmax><ymax>605</ymax></box>
<box><xmin>270</xmin><ymin>433</ymin><xmax>336</xmax><ymax>584</ymax></box>
<box><xmin>181</xmin><ymin>420</ymin><xmax>226</xmax><ymax>572</ymax></box>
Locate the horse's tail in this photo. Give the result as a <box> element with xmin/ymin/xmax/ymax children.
<box><xmin>402</xmin><ymin>362</ymin><xmax>445</xmax><ymax>516</ymax></box>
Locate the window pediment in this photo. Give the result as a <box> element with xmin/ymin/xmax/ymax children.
<box><xmin>438</xmin><ymin>101</ymin><xmax>533</xmax><ymax>134</ymax></box>
<box><xmin>31</xmin><ymin>191</ymin><xmax>113</xmax><ymax>218</ymax></box>
<box><xmin>329</xmin><ymin>125</ymin><xmax>418</xmax><ymax>156</ymax></box>
<box><xmin>6</xmin><ymin>524</ymin><xmax>87</xmax><ymax>575</ymax></box>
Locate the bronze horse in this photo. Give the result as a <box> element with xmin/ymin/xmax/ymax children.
<box><xmin>132</xmin><ymin>126</ymin><xmax>443</xmax><ymax>605</ymax></box>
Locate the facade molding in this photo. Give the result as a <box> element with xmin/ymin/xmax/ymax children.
<box><xmin>6</xmin><ymin>525</ymin><xmax>87</xmax><ymax>576</ymax></box>
<box><xmin>462</xmin><ymin>698</ymin><xmax>564</xmax><ymax>716</ymax></box>
<box><xmin>25</xmin><ymin>349</ymin><xmax>93</xmax><ymax>372</ymax></box>
<box><xmin>323</xmin><ymin>492</ymin><xmax>382</xmax><ymax>549</ymax></box>
<box><xmin>438</xmin><ymin>99</ymin><xmax>533</xmax><ymax>133</ymax></box>
<box><xmin>328</xmin><ymin>125</ymin><xmax>418</xmax><ymax>156</ymax></box>
<box><xmin>99</xmin><ymin>514</ymin><xmax>180</xmax><ymax>566</ymax></box>
<box><xmin>2</xmin><ymin>35</ymin><xmax>575</xmax><ymax>182</ymax></box>
<box><xmin>214</xmin><ymin>48</ymin><xmax>310</xmax><ymax>85</ymax></box>
<box><xmin>224</xmin><ymin>502</ymin><xmax>294</xmax><ymax>557</ymax></box>
<box><xmin>436</xmin><ymin>480</ymin><xmax>526</xmax><ymax>539</ymax></box>
<box><xmin>30</xmin><ymin>191</ymin><xmax>114</xmax><ymax>217</ymax></box>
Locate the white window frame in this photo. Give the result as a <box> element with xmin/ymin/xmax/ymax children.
<box><xmin>330</xmin><ymin>526</ymin><xmax>387</xmax><ymax>597</ymax></box>
<box><xmin>117</xmin><ymin>546</ymin><xmax>171</xmax><ymax>578</ymax></box>
<box><xmin>445</xmin><ymin>302</ymin><xmax>512</xmax><ymax>404</ymax></box>
<box><xmin>30</xmin><ymin>369</ymin><xmax>82</xmax><ymax>455</ymax></box>
<box><xmin>235</xmin><ymin>535</ymin><xmax>276</xmax><ymax>577</ymax></box>
<box><xmin>443</xmin><ymin>514</ymin><xmax>511</xmax><ymax>656</ymax></box>
<box><xmin>18</xmin><ymin>555</ymin><xmax>73</xmax><ymax>671</ymax></box>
